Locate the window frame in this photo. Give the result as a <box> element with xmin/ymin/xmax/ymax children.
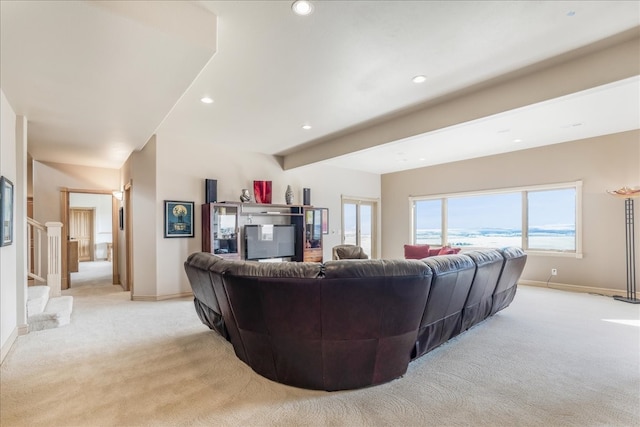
<box><xmin>409</xmin><ymin>180</ymin><xmax>583</xmax><ymax>258</ymax></box>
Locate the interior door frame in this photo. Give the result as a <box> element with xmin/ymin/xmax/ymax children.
<box><xmin>123</xmin><ymin>181</ymin><xmax>133</xmax><ymax>294</ymax></box>
<box><xmin>61</xmin><ymin>188</ymin><xmax>120</xmax><ymax>290</ymax></box>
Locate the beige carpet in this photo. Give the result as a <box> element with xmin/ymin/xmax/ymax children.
<box><xmin>1</xmin><ymin>277</ymin><xmax>639</xmax><ymax>426</ymax></box>
<box><xmin>70</xmin><ymin>261</ymin><xmax>113</xmax><ymax>287</ymax></box>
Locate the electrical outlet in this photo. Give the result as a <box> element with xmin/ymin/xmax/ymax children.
<box><xmin>551</xmin><ymin>268</ymin><xmax>558</xmax><ymax>276</ymax></box>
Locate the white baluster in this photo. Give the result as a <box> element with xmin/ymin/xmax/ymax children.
<box><xmin>45</xmin><ymin>222</ymin><xmax>63</xmax><ymax>297</ymax></box>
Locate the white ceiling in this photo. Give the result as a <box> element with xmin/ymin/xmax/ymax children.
<box><xmin>1</xmin><ymin>1</ymin><xmax>639</xmax><ymax>173</ymax></box>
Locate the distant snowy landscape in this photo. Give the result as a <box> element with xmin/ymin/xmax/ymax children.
<box><xmin>416</xmin><ymin>226</ymin><xmax>575</xmax><ymax>251</ymax></box>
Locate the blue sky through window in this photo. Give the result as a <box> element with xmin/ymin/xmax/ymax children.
<box><xmin>448</xmin><ymin>193</ymin><xmax>521</xmax><ymax>230</ymax></box>
<box><xmin>414</xmin><ymin>187</ymin><xmax>577</xmax><ymax>250</ymax></box>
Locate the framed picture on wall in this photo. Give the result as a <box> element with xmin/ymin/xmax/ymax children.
<box><xmin>164</xmin><ymin>201</ymin><xmax>194</xmax><ymax>238</ymax></box>
<box><xmin>0</xmin><ymin>176</ymin><xmax>14</xmax><ymax>246</ymax></box>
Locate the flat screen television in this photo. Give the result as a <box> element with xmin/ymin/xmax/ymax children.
<box><xmin>245</xmin><ymin>224</ymin><xmax>296</xmax><ymax>260</ymax></box>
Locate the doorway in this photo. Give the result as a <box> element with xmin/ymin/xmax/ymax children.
<box><xmin>61</xmin><ymin>189</ymin><xmax>120</xmax><ymax>290</ymax></box>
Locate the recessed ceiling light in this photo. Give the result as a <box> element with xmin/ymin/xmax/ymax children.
<box><xmin>412</xmin><ymin>75</ymin><xmax>427</xmax><ymax>84</ymax></box>
<box><xmin>419</xmin><ymin>158</ymin><xmax>426</xmax><ymax>161</ymax></box>
<box><xmin>513</xmin><ymin>139</ymin><xmax>523</xmax><ymax>143</ymax></box>
<box><xmin>302</xmin><ymin>124</ymin><xmax>312</xmax><ymax>130</ymax></box>
<box><xmin>292</xmin><ymin>0</ymin><xmax>314</xmax><ymax>16</ymax></box>
<box><xmin>200</xmin><ymin>97</ymin><xmax>214</xmax><ymax>104</ymax></box>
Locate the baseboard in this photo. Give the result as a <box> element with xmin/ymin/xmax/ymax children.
<box><xmin>520</xmin><ymin>280</ymin><xmax>622</xmax><ymax>297</ymax></box>
<box><xmin>1</xmin><ymin>326</ymin><xmax>19</xmax><ymax>365</ymax></box>
<box><xmin>131</xmin><ymin>292</ymin><xmax>193</xmax><ymax>302</ymax></box>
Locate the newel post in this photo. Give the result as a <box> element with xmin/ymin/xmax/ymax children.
<box><xmin>45</xmin><ymin>222</ymin><xmax>63</xmax><ymax>297</ymax></box>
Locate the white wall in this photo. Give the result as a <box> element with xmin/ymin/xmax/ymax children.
<box><xmin>32</xmin><ymin>161</ymin><xmax>119</xmax><ymax>278</ymax></box>
<box><xmin>0</xmin><ymin>90</ymin><xmax>18</xmax><ymax>362</ymax></box>
<box><xmin>33</xmin><ymin>162</ymin><xmax>120</xmax><ymax>224</ymax></box>
<box><xmin>70</xmin><ymin>193</ymin><xmax>113</xmax><ymax>260</ymax></box>
<box><xmin>147</xmin><ymin>131</ymin><xmax>381</xmax><ymax>298</ymax></box>
<box><xmin>381</xmin><ymin>130</ymin><xmax>640</xmax><ymax>294</ymax></box>
<box><xmin>128</xmin><ymin>136</ymin><xmax>158</xmax><ymax>299</ymax></box>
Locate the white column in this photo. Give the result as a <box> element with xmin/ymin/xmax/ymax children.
<box><xmin>16</xmin><ymin>115</ymin><xmax>29</xmax><ymax>333</ymax></box>
<box><xmin>45</xmin><ymin>222</ymin><xmax>63</xmax><ymax>297</ymax></box>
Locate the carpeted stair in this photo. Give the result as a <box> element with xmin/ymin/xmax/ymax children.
<box><xmin>27</xmin><ymin>285</ymin><xmax>73</xmax><ymax>331</ymax></box>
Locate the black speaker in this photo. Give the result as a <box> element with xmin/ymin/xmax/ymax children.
<box><xmin>303</xmin><ymin>188</ymin><xmax>311</xmax><ymax>205</ymax></box>
<box><xmin>205</xmin><ymin>179</ymin><xmax>218</xmax><ymax>203</ymax></box>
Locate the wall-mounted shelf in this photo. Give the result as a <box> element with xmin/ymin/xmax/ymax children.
<box><xmin>221</xmin><ymin>202</ymin><xmax>311</xmax><ymax>216</ymax></box>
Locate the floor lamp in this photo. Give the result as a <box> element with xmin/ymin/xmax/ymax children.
<box><xmin>608</xmin><ymin>186</ymin><xmax>640</xmax><ymax>304</ymax></box>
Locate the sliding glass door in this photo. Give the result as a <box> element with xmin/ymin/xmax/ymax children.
<box><xmin>342</xmin><ymin>198</ymin><xmax>376</xmax><ymax>258</ymax></box>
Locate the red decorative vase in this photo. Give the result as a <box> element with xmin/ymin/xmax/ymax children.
<box><xmin>253</xmin><ymin>180</ymin><xmax>272</xmax><ymax>204</ymax></box>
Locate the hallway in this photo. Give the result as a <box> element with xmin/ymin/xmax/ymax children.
<box><xmin>70</xmin><ymin>261</ymin><xmax>117</xmax><ymax>289</ymax></box>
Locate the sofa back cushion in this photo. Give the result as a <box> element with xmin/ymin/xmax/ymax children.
<box><xmin>184</xmin><ymin>253</ymin><xmax>228</xmax><ymax>337</ymax></box>
<box><xmin>185</xmin><ymin>252</ymin><xmax>224</xmax><ymax>313</ymax></box>
<box><xmin>491</xmin><ymin>247</ymin><xmax>527</xmax><ymax>315</ymax></box>
<box><xmin>415</xmin><ymin>254</ymin><xmax>475</xmax><ymax>357</ymax></box>
<box><xmin>459</xmin><ymin>249</ymin><xmax>505</xmax><ymax>332</ymax></box>
<box><xmin>207</xmin><ymin>258</ymin><xmax>324</xmax><ymax>385</ymax></box>
<box><xmin>221</xmin><ymin>258</ymin><xmax>432</xmax><ymax>391</ymax></box>
<box><xmin>322</xmin><ymin>260</ymin><xmax>432</xmax><ymax>390</ymax></box>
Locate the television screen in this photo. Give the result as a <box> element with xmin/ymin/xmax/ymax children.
<box><xmin>245</xmin><ymin>224</ymin><xmax>296</xmax><ymax>260</ymax></box>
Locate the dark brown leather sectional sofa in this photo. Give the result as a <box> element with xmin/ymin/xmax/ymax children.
<box><xmin>184</xmin><ymin>247</ymin><xmax>526</xmax><ymax>391</ymax></box>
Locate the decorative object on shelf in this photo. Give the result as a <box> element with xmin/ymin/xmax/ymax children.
<box><xmin>285</xmin><ymin>185</ymin><xmax>294</xmax><ymax>205</ymax></box>
<box><xmin>240</xmin><ymin>189</ymin><xmax>251</xmax><ymax>203</ymax></box>
<box><xmin>0</xmin><ymin>176</ymin><xmax>14</xmax><ymax>246</ymax></box>
<box><xmin>321</xmin><ymin>208</ymin><xmax>329</xmax><ymax>234</ymax></box>
<box><xmin>164</xmin><ymin>200</ymin><xmax>194</xmax><ymax>238</ymax></box>
<box><xmin>254</xmin><ymin>180</ymin><xmax>272</xmax><ymax>204</ymax></box>
<box><xmin>303</xmin><ymin>187</ymin><xmax>311</xmax><ymax>205</ymax></box>
<box><xmin>607</xmin><ymin>186</ymin><xmax>640</xmax><ymax>304</ymax></box>
<box><xmin>205</xmin><ymin>179</ymin><xmax>218</xmax><ymax>203</ymax></box>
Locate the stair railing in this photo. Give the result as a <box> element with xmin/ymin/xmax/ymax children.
<box><xmin>27</xmin><ymin>217</ymin><xmax>46</xmax><ymax>283</ymax></box>
<box><xmin>27</xmin><ymin>218</ymin><xmax>63</xmax><ymax>297</ymax></box>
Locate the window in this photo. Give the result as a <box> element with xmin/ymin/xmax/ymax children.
<box><xmin>527</xmin><ymin>188</ymin><xmax>576</xmax><ymax>251</ymax></box>
<box><xmin>413</xmin><ymin>199</ymin><xmax>442</xmax><ymax>245</ymax></box>
<box><xmin>410</xmin><ymin>181</ymin><xmax>582</xmax><ymax>256</ymax></box>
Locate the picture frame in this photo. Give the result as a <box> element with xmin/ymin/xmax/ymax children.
<box><xmin>0</xmin><ymin>176</ymin><xmax>14</xmax><ymax>246</ymax></box>
<box><xmin>164</xmin><ymin>201</ymin><xmax>194</xmax><ymax>238</ymax></box>
<box><xmin>321</xmin><ymin>208</ymin><xmax>329</xmax><ymax>234</ymax></box>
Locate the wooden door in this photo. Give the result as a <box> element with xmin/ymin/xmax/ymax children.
<box><xmin>70</xmin><ymin>208</ymin><xmax>94</xmax><ymax>262</ymax></box>
<box><xmin>68</xmin><ymin>240</ymin><xmax>79</xmax><ymax>272</ymax></box>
